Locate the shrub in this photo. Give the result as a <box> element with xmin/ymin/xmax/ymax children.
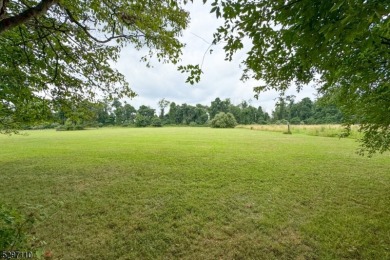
<box><xmin>121</xmin><ymin>121</ymin><xmax>131</xmax><ymax>127</ymax></box>
<box><xmin>0</xmin><ymin>204</ymin><xmax>33</xmax><ymax>250</ymax></box>
<box><xmin>135</xmin><ymin>114</ymin><xmax>150</xmax><ymax>127</ymax></box>
<box><xmin>290</xmin><ymin>117</ymin><xmax>301</xmax><ymax>125</ymax></box>
<box><xmin>56</xmin><ymin>119</ymin><xmax>84</xmax><ymax>131</ymax></box>
<box><xmin>211</xmin><ymin>112</ymin><xmax>237</xmax><ymax>128</ymax></box>
<box><xmin>151</xmin><ymin>117</ymin><xmax>162</xmax><ymax>127</ymax></box>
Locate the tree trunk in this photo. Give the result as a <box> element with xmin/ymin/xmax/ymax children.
<box><xmin>0</xmin><ymin>0</ymin><xmax>8</xmax><ymax>20</ymax></box>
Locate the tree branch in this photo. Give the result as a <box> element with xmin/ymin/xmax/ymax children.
<box><xmin>18</xmin><ymin>26</ymin><xmax>31</xmax><ymax>66</ymax></box>
<box><xmin>276</xmin><ymin>0</ymin><xmax>303</xmax><ymax>11</ymax></box>
<box><xmin>63</xmin><ymin>6</ymin><xmax>143</xmax><ymax>44</ymax></box>
<box><xmin>0</xmin><ymin>0</ymin><xmax>58</xmax><ymax>34</ymax></box>
<box><xmin>380</xmin><ymin>36</ymin><xmax>390</xmax><ymax>46</ymax></box>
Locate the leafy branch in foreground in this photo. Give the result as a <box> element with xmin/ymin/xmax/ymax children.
<box><xmin>0</xmin><ymin>0</ymin><xmax>191</xmax><ymax>131</ymax></box>
<box><xmin>209</xmin><ymin>0</ymin><xmax>390</xmax><ymax>155</ymax></box>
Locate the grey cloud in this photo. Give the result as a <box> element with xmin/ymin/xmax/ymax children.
<box><xmin>113</xmin><ymin>1</ymin><xmax>316</xmax><ymax>113</ymax></box>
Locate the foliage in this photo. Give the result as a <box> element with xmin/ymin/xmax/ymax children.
<box><xmin>0</xmin><ymin>204</ymin><xmax>34</xmax><ymax>250</ymax></box>
<box><xmin>134</xmin><ymin>114</ymin><xmax>150</xmax><ymax>127</ymax></box>
<box><xmin>56</xmin><ymin>118</ymin><xmax>84</xmax><ymax>131</ymax></box>
<box><xmin>157</xmin><ymin>98</ymin><xmax>170</xmax><ymax>119</ymax></box>
<box><xmin>210</xmin><ymin>112</ymin><xmax>237</xmax><ymax>128</ymax></box>
<box><xmin>7</xmin><ymin>96</ymin><xmax>346</xmax><ymax>129</ymax></box>
<box><xmin>209</xmin><ymin>0</ymin><xmax>390</xmax><ymax>155</ymax></box>
<box><xmin>151</xmin><ymin>117</ymin><xmax>162</xmax><ymax>127</ymax></box>
<box><xmin>166</xmin><ymin>102</ymin><xmax>209</xmax><ymax>125</ymax></box>
<box><xmin>0</xmin><ymin>0</ymin><xmax>192</xmax><ymax>131</ymax></box>
<box><xmin>209</xmin><ymin>97</ymin><xmax>230</xmax><ymax>119</ymax></box>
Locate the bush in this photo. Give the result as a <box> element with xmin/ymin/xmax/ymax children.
<box><xmin>0</xmin><ymin>204</ymin><xmax>33</xmax><ymax>250</ymax></box>
<box><xmin>121</xmin><ymin>120</ymin><xmax>136</xmax><ymax>127</ymax></box>
<box><xmin>56</xmin><ymin>119</ymin><xmax>84</xmax><ymax>131</ymax></box>
<box><xmin>210</xmin><ymin>112</ymin><xmax>237</xmax><ymax>128</ymax></box>
<box><xmin>290</xmin><ymin>117</ymin><xmax>301</xmax><ymax>125</ymax></box>
<box><xmin>151</xmin><ymin>117</ymin><xmax>162</xmax><ymax>127</ymax></box>
<box><xmin>135</xmin><ymin>114</ymin><xmax>150</xmax><ymax>127</ymax></box>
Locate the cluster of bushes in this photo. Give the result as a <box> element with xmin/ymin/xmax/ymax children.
<box><xmin>56</xmin><ymin>119</ymin><xmax>84</xmax><ymax>131</ymax></box>
<box><xmin>134</xmin><ymin>115</ymin><xmax>163</xmax><ymax>127</ymax></box>
<box><xmin>21</xmin><ymin>122</ymin><xmax>60</xmax><ymax>130</ymax></box>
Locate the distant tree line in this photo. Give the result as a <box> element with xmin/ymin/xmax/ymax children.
<box><xmin>20</xmin><ymin>96</ymin><xmax>343</xmax><ymax>130</ymax></box>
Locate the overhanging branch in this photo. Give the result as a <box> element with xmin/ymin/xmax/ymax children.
<box><xmin>63</xmin><ymin>6</ymin><xmax>144</xmax><ymax>44</ymax></box>
<box><xmin>0</xmin><ymin>0</ymin><xmax>58</xmax><ymax>34</ymax></box>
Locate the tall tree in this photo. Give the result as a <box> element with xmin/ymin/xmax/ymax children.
<box><xmin>207</xmin><ymin>0</ymin><xmax>390</xmax><ymax>155</ymax></box>
<box><xmin>168</xmin><ymin>102</ymin><xmax>178</xmax><ymax>124</ymax></box>
<box><xmin>209</xmin><ymin>98</ymin><xmax>230</xmax><ymax>119</ymax></box>
<box><xmin>123</xmin><ymin>103</ymin><xmax>136</xmax><ymax>123</ymax></box>
<box><xmin>273</xmin><ymin>98</ymin><xmax>288</xmax><ymax>121</ymax></box>
<box><xmin>0</xmin><ymin>0</ymin><xmax>191</xmax><ymax>131</ymax></box>
<box><xmin>158</xmin><ymin>98</ymin><xmax>170</xmax><ymax>119</ymax></box>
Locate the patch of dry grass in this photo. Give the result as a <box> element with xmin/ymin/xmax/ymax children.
<box><xmin>237</xmin><ymin>124</ymin><xmax>362</xmax><ymax>138</ymax></box>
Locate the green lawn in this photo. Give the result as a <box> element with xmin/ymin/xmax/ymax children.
<box><xmin>0</xmin><ymin>127</ymin><xmax>389</xmax><ymax>259</ymax></box>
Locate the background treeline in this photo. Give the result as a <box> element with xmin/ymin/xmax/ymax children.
<box><xmin>23</xmin><ymin>97</ymin><xmax>343</xmax><ymax>130</ymax></box>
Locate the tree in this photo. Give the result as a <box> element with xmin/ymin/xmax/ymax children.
<box><xmin>123</xmin><ymin>103</ymin><xmax>136</xmax><ymax>124</ymax></box>
<box><xmin>208</xmin><ymin>0</ymin><xmax>390</xmax><ymax>155</ymax></box>
<box><xmin>194</xmin><ymin>104</ymin><xmax>209</xmax><ymax>125</ymax></box>
<box><xmin>94</xmin><ymin>101</ymin><xmax>111</xmax><ymax>126</ymax></box>
<box><xmin>134</xmin><ymin>114</ymin><xmax>149</xmax><ymax>127</ymax></box>
<box><xmin>167</xmin><ymin>102</ymin><xmax>178</xmax><ymax>124</ymax></box>
<box><xmin>209</xmin><ymin>98</ymin><xmax>230</xmax><ymax>119</ymax></box>
<box><xmin>0</xmin><ymin>0</ymin><xmax>191</xmax><ymax>131</ymax></box>
<box><xmin>210</xmin><ymin>112</ymin><xmax>237</xmax><ymax>128</ymax></box>
<box><xmin>54</xmin><ymin>99</ymin><xmax>98</xmax><ymax>129</ymax></box>
<box><xmin>112</xmin><ymin>99</ymin><xmax>124</xmax><ymax>125</ymax></box>
<box><xmin>256</xmin><ymin>106</ymin><xmax>266</xmax><ymax>124</ymax></box>
<box><xmin>272</xmin><ymin>98</ymin><xmax>288</xmax><ymax>122</ymax></box>
<box><xmin>158</xmin><ymin>98</ymin><xmax>170</xmax><ymax>119</ymax></box>
<box><xmin>292</xmin><ymin>97</ymin><xmax>314</xmax><ymax>123</ymax></box>
<box><xmin>136</xmin><ymin>105</ymin><xmax>155</xmax><ymax>126</ymax></box>
<box><xmin>151</xmin><ymin>116</ymin><xmax>162</xmax><ymax>127</ymax></box>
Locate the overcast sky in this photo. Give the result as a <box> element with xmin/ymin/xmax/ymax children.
<box><xmin>114</xmin><ymin>1</ymin><xmax>317</xmax><ymax>113</ymax></box>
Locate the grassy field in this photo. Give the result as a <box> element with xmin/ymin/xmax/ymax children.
<box><xmin>236</xmin><ymin>124</ymin><xmax>362</xmax><ymax>139</ymax></box>
<box><xmin>0</xmin><ymin>127</ymin><xmax>389</xmax><ymax>259</ymax></box>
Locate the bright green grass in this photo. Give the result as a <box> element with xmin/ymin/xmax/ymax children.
<box><xmin>0</xmin><ymin>128</ymin><xmax>389</xmax><ymax>259</ymax></box>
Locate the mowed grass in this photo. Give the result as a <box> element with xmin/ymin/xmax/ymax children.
<box><xmin>0</xmin><ymin>127</ymin><xmax>389</xmax><ymax>259</ymax></box>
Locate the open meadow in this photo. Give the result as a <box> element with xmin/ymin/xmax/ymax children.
<box><xmin>0</xmin><ymin>127</ymin><xmax>389</xmax><ymax>259</ymax></box>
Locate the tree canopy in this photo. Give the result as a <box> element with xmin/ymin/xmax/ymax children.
<box><xmin>208</xmin><ymin>0</ymin><xmax>389</xmax><ymax>155</ymax></box>
<box><xmin>0</xmin><ymin>0</ymin><xmax>193</xmax><ymax>132</ymax></box>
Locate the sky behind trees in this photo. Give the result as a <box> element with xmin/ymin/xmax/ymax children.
<box><xmin>114</xmin><ymin>1</ymin><xmax>317</xmax><ymax>113</ymax></box>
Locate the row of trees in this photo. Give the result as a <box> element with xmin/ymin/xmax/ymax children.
<box><xmin>25</xmin><ymin>97</ymin><xmax>343</xmax><ymax>129</ymax></box>
<box><xmin>272</xmin><ymin>97</ymin><xmax>343</xmax><ymax>125</ymax></box>
<box><xmin>1</xmin><ymin>0</ymin><xmax>387</xmax><ymax>153</ymax></box>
